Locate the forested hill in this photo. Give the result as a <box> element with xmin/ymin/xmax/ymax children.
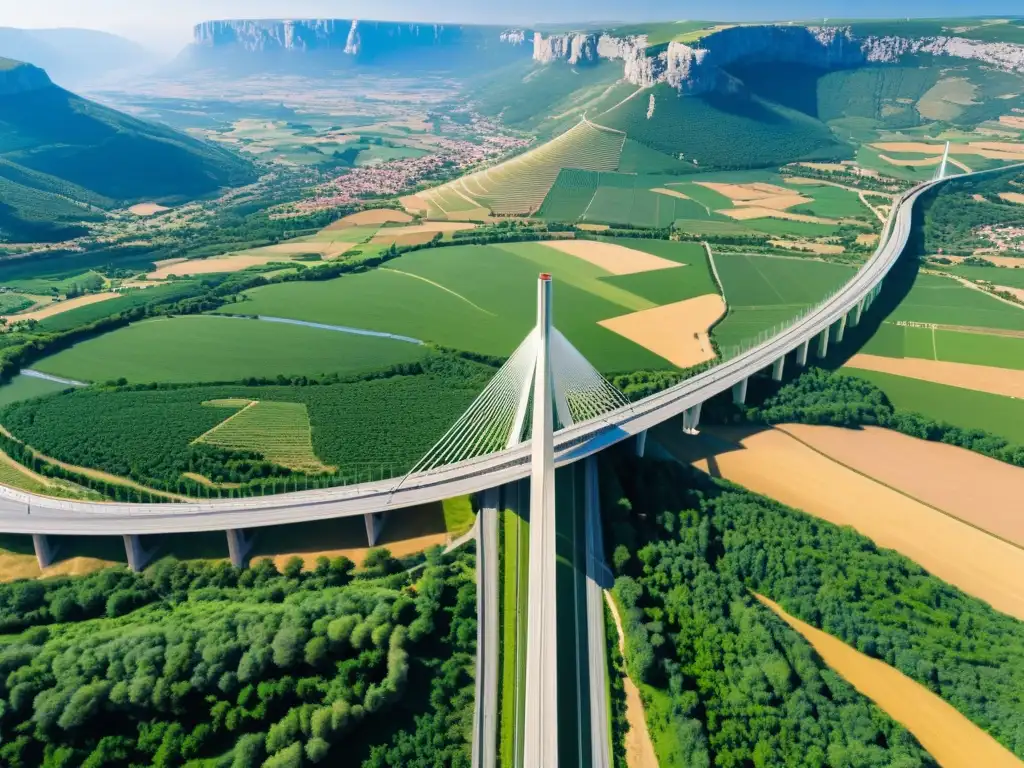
<box><xmin>0</xmin><ymin>59</ymin><xmax>255</xmax><ymax>242</ymax></box>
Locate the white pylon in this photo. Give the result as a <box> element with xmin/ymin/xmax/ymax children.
<box><xmin>523</xmin><ymin>273</ymin><xmax>559</xmax><ymax>767</ymax></box>
<box><xmin>937</xmin><ymin>141</ymin><xmax>950</xmax><ymax>180</ymax></box>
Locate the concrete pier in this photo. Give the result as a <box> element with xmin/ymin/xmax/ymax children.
<box><xmin>123</xmin><ymin>535</ymin><xmax>155</xmax><ymax>573</ymax></box>
<box><xmin>771</xmin><ymin>356</ymin><xmax>785</xmax><ymax>382</ymax></box>
<box><xmin>796</xmin><ymin>339</ymin><xmax>810</xmax><ymax>368</ymax></box>
<box><xmin>732</xmin><ymin>378</ymin><xmax>748</xmax><ymax>405</ymax></box>
<box><xmin>851</xmin><ymin>298</ymin><xmax>865</xmax><ymax>327</ymax></box>
<box><xmin>635</xmin><ymin>429</ymin><xmax>648</xmax><ymax>458</ymax></box>
<box><xmin>226</xmin><ymin>529</ymin><xmax>253</xmax><ymax>567</ymax></box>
<box><xmin>835</xmin><ymin>314</ymin><xmax>848</xmax><ymax>344</ymax></box>
<box><xmin>32</xmin><ymin>534</ymin><xmax>57</xmax><ymax>570</ymax></box>
<box><xmin>682</xmin><ymin>402</ymin><xmax>702</xmax><ymax>435</ymax></box>
<box><xmin>364</xmin><ymin>512</ymin><xmax>387</xmax><ymax>548</ymax></box>
<box><xmin>817</xmin><ymin>327</ymin><xmax>830</xmax><ymax>358</ymax></box>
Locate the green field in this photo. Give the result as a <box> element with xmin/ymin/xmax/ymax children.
<box><xmin>887</xmin><ymin>273</ymin><xmax>1024</xmax><ymax>332</ymax></box>
<box><xmin>861</xmin><ymin>322</ymin><xmax>1024</xmax><ymax>370</ymax></box>
<box><xmin>499</xmin><ymin>497</ymin><xmax>530</xmax><ymax>766</ymax></box>
<box><xmin>946</xmin><ymin>264</ymin><xmax>1024</xmax><ymax>288</ymax></box>
<box><xmin>0</xmin><ymin>292</ymin><xmax>36</xmax><ymax>314</ymax></box>
<box><xmin>38</xmin><ymin>282</ymin><xmax>202</xmax><ymax>332</ymax></box>
<box><xmin>0</xmin><ymin>374</ymin><xmax>70</xmax><ymax>409</ymax></box>
<box><xmin>197</xmin><ymin>400</ymin><xmax>332</xmax><ymax>473</ymax></box>
<box><xmin>842</xmin><ymin>368</ymin><xmax>1024</xmax><ymax>444</ymax></box>
<box><xmin>32</xmin><ymin>316</ymin><xmax>428</xmax><ymax>384</ymax></box>
<box><xmin>790</xmin><ymin>185</ymin><xmax>874</xmax><ymax>221</ymax></box>
<box><xmin>216</xmin><ymin>240</ymin><xmax>714</xmax><ymax>372</ymax></box>
<box><xmin>712</xmin><ymin>253</ymin><xmax>856</xmax><ymax>349</ymax></box>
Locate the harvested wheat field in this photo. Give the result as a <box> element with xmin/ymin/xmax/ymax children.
<box><xmin>0</xmin><ymin>552</ymin><xmax>120</xmax><ymax>582</ymax></box>
<box><xmin>650</xmin><ymin>187</ymin><xmax>692</xmax><ymax>200</ymax></box>
<box><xmin>128</xmin><ymin>203</ymin><xmax>170</xmax><ymax>216</ymax></box>
<box><xmin>740</xmin><ymin>194</ymin><xmax>814</xmax><ymax>211</ymax></box>
<box><xmin>781</xmin><ymin>423</ymin><xmax>1024</xmax><ymax>548</ymax></box>
<box><xmin>399</xmin><ymin>194</ymin><xmax>430</xmax><ymax>214</ymax></box>
<box><xmin>604</xmin><ymin>592</ymin><xmax>659</xmax><ymax>768</ymax></box>
<box><xmin>541</xmin><ymin>239</ymin><xmax>682</xmax><ymax>275</ymax></box>
<box><xmin>846</xmin><ymin>353</ymin><xmax>1024</xmax><ymax>399</ymax></box>
<box><xmin>769</xmin><ymin>239</ymin><xmax>844</xmax><ymax>254</ymax></box>
<box><xmin>148</xmin><ymin>254</ymin><xmax>299</xmax><ymax>279</ymax></box>
<box><xmin>326</xmin><ymin>208</ymin><xmax>413</xmax><ymax>228</ymax></box>
<box><xmin>1000</xmin><ymin>115</ymin><xmax>1024</xmax><ymax>129</ymax></box>
<box><xmin>874</xmin><ymin>141</ymin><xmax>1024</xmax><ymax>161</ymax></box>
<box><xmin>721</xmin><ymin>207</ymin><xmax>838</xmax><ymax>224</ymax></box>
<box><xmin>1</xmin><ymin>292</ymin><xmax>119</xmax><ymax>323</ymax></box>
<box><xmin>999</xmin><ymin>192</ymin><xmax>1024</xmax><ymax>205</ymax></box>
<box><xmin>879</xmin><ymin>154</ymin><xmax>942</xmax><ymax>167</ymax></box>
<box><xmin>697</xmin><ymin>182</ymin><xmax>791</xmax><ymax>200</ymax></box>
<box><xmin>372</xmin><ymin>221</ymin><xmax>475</xmax><ymax>237</ymax></box>
<box><xmin>755</xmin><ymin>594</ymin><xmax>1023</xmax><ymax>768</ymax></box>
<box><xmin>576</xmin><ymin>223</ymin><xmax>610</xmax><ymax>232</ymax></box>
<box><xmin>948</xmin><ymin>254</ymin><xmax>1024</xmax><ymax>268</ymax></box>
<box><xmin>372</xmin><ymin>231</ymin><xmax>437</xmax><ymax>247</ymax></box>
<box><xmin>599</xmin><ymin>294</ymin><xmax>725</xmax><ymax>367</ymax></box>
<box><xmin>798</xmin><ymin>162</ymin><xmax>849</xmax><ymax>172</ymax></box>
<box><xmin>250</xmin><ymin>503</ymin><xmax>450</xmax><ymax>570</ymax></box>
<box><xmin>659</xmin><ymin>423</ymin><xmax>1024</xmax><ymax>621</ymax></box>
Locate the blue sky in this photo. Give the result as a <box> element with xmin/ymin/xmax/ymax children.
<box><xmin>2</xmin><ymin>0</ymin><xmax>1022</xmax><ymax>52</ymax></box>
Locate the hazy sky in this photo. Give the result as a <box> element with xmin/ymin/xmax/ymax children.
<box><xmin>3</xmin><ymin>1</ymin><xmax>1022</xmax><ymax>53</ymax></box>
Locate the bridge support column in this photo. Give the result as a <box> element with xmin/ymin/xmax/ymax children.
<box><xmin>732</xmin><ymin>377</ymin><xmax>748</xmax><ymax>406</ymax></box>
<box><xmin>364</xmin><ymin>512</ymin><xmax>387</xmax><ymax>548</ymax></box>
<box><xmin>835</xmin><ymin>314</ymin><xmax>848</xmax><ymax>344</ymax></box>
<box><xmin>682</xmin><ymin>403</ymin><xmax>702</xmax><ymax>435</ymax></box>
<box><xmin>796</xmin><ymin>339</ymin><xmax>810</xmax><ymax>368</ymax></box>
<box><xmin>851</xmin><ymin>298</ymin><xmax>865</xmax><ymax>327</ymax></box>
<box><xmin>226</xmin><ymin>529</ymin><xmax>253</xmax><ymax>568</ymax></box>
<box><xmin>32</xmin><ymin>534</ymin><xmax>57</xmax><ymax>570</ymax></box>
<box><xmin>771</xmin><ymin>356</ymin><xmax>785</xmax><ymax>382</ymax></box>
<box><xmin>817</xmin><ymin>328</ymin><xmax>829</xmax><ymax>359</ymax></box>
<box><xmin>635</xmin><ymin>429</ymin><xmax>648</xmax><ymax>458</ymax></box>
<box><xmin>123</xmin><ymin>535</ymin><xmax>155</xmax><ymax>573</ymax></box>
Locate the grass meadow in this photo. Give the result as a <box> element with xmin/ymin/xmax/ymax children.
<box><xmin>861</xmin><ymin>323</ymin><xmax>1024</xmax><ymax>370</ymax></box>
<box><xmin>947</xmin><ymin>265</ymin><xmax>1024</xmax><ymax>288</ymax></box>
<box><xmin>712</xmin><ymin>253</ymin><xmax>856</xmax><ymax>349</ymax></box>
<box><xmin>0</xmin><ymin>374</ymin><xmax>70</xmax><ymax>409</ymax></box>
<box><xmin>843</xmin><ymin>368</ymin><xmax>1024</xmax><ymax>444</ymax></box>
<box><xmin>217</xmin><ymin>239</ymin><xmax>717</xmax><ymax>372</ymax></box>
<box><xmin>32</xmin><ymin>316</ymin><xmax>428</xmax><ymax>384</ymax></box>
<box><xmin>887</xmin><ymin>274</ymin><xmax>1024</xmax><ymax>332</ymax></box>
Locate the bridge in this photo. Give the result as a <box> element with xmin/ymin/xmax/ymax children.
<box><xmin>0</xmin><ymin>162</ymin><xmax>1003</xmax><ymax>765</ymax></box>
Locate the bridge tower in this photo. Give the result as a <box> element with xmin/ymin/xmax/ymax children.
<box><xmin>523</xmin><ymin>274</ymin><xmax>559</xmax><ymax>766</ymax></box>
<box><xmin>936</xmin><ymin>141</ymin><xmax>951</xmax><ymax>181</ymax></box>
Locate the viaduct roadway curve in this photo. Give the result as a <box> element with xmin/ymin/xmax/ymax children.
<box><xmin>0</xmin><ymin>167</ymin><xmax>1009</xmax><ymax>536</ymax></box>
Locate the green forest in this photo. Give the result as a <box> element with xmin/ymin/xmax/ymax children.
<box><xmin>0</xmin><ymin>545</ymin><xmax>476</xmax><ymax>767</ymax></box>
<box><xmin>601</xmin><ymin>451</ymin><xmax>1024</xmax><ymax>765</ymax></box>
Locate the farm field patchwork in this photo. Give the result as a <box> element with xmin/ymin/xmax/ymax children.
<box><xmin>660</xmin><ymin>422</ymin><xmax>1024</xmax><ymax>622</ymax></box>
<box><xmin>886</xmin><ymin>273</ymin><xmax>1024</xmax><ymax>332</ymax></box>
<box><xmin>31</xmin><ymin>316</ymin><xmax>428</xmax><ymax>384</ymax></box>
<box><xmin>37</xmin><ymin>282</ymin><xmax>203</xmax><ymax>332</ymax></box>
<box><xmin>598</xmin><ymin>294</ymin><xmax>726</xmax><ymax>368</ymax></box>
<box><xmin>196</xmin><ymin>400</ymin><xmax>334</xmax><ymax>473</ymax></box>
<box><xmin>846</xmin><ymin>354</ymin><xmax>1024</xmax><ymax>399</ymax></box>
<box><xmin>1</xmin><ymin>292</ymin><xmax>121</xmax><ymax>323</ymax></box>
<box><xmin>217</xmin><ymin>239</ymin><xmax>719</xmax><ymax>372</ymax></box>
<box><xmin>711</xmin><ymin>253</ymin><xmax>856</xmax><ymax>349</ymax></box>
<box><xmin>842</xmin><ymin>368</ymin><xmax>1024</xmax><ymax>444</ymax></box>
<box><xmin>860</xmin><ymin>322</ymin><xmax>1024</xmax><ymax>369</ymax></box>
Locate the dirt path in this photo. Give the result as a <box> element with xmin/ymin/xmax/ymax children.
<box><xmin>756</xmin><ymin>594</ymin><xmax>1022</xmax><ymax>768</ymax></box>
<box><xmin>380</xmin><ymin>268</ymin><xmax>495</xmax><ymax>315</ymax></box>
<box><xmin>660</xmin><ymin>424</ymin><xmax>1024</xmax><ymax>621</ymax></box>
<box><xmin>604</xmin><ymin>592</ymin><xmax>659</xmax><ymax>768</ymax></box>
<box><xmin>845</xmin><ymin>354</ymin><xmax>1024</xmax><ymax>399</ymax></box>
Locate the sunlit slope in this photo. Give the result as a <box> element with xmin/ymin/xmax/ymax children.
<box><xmin>422</xmin><ymin>119</ymin><xmax>625</xmax><ymax>216</ymax></box>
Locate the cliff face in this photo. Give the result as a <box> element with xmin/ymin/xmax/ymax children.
<box><xmin>533</xmin><ymin>24</ymin><xmax>1024</xmax><ymax>93</ymax></box>
<box><xmin>0</xmin><ymin>60</ymin><xmax>53</xmax><ymax>96</ymax></box>
<box><xmin>189</xmin><ymin>19</ymin><xmax>532</xmax><ymax>69</ymax></box>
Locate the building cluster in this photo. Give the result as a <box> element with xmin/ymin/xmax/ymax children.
<box><xmin>976</xmin><ymin>224</ymin><xmax>1024</xmax><ymax>252</ymax></box>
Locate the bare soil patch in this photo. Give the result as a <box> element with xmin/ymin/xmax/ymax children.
<box><xmin>649</xmin><ymin>187</ymin><xmax>691</xmax><ymax>200</ymax></box>
<box><xmin>999</xmin><ymin>115</ymin><xmax>1024</xmax><ymax>129</ymax></box>
<box><xmin>720</xmin><ymin>207</ymin><xmax>838</xmax><ymax>225</ymax></box>
<box><xmin>756</xmin><ymin>594</ymin><xmax>1022</xmax><ymax>768</ymax></box>
<box><xmin>599</xmin><ymin>294</ymin><xmax>725</xmax><ymax>367</ymax></box>
<box><xmin>697</xmin><ymin>182</ymin><xmax>790</xmax><ymax>201</ymax></box>
<box><xmin>845</xmin><ymin>353</ymin><xmax>1024</xmax><ymax>399</ymax></box>
<box><xmin>541</xmin><ymin>239</ymin><xmax>682</xmax><ymax>276</ymax></box>
<box><xmin>769</xmin><ymin>239</ymin><xmax>844</xmax><ymax>254</ymax></box>
<box><xmin>999</xmin><ymin>192</ymin><xmax>1024</xmax><ymax>205</ymax></box>
<box><xmin>576</xmin><ymin>223</ymin><xmax>610</xmax><ymax>232</ymax></box>
<box><xmin>739</xmin><ymin>194</ymin><xmax>814</xmax><ymax>211</ymax></box>
<box><xmin>996</xmin><ymin>285</ymin><xmax>1024</xmax><ymax>301</ymax></box>
<box><xmin>782</xmin><ymin>423</ymin><xmax>1024</xmax><ymax>549</ymax></box>
<box><xmin>128</xmin><ymin>203</ymin><xmax>170</xmax><ymax>216</ymax></box>
<box><xmin>660</xmin><ymin>423</ymin><xmax>1024</xmax><ymax>621</ymax></box>
<box><xmin>399</xmin><ymin>194</ymin><xmax>430</xmax><ymax>215</ymax></box>
<box><xmin>604</xmin><ymin>592</ymin><xmax>659</xmax><ymax>768</ymax></box>
<box><xmin>1</xmin><ymin>292</ymin><xmax>119</xmax><ymax>323</ymax></box>
<box><xmin>856</xmin><ymin>233</ymin><xmax>880</xmax><ymax>246</ymax></box>
<box><xmin>324</xmin><ymin>208</ymin><xmax>413</xmax><ymax>229</ymax></box>
<box><xmin>148</xmin><ymin>254</ymin><xmax>298</xmax><ymax>279</ymax></box>
<box><xmin>372</xmin><ymin>231</ymin><xmax>437</xmax><ymax>247</ymax></box>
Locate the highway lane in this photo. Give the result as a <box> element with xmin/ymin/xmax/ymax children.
<box><xmin>472</xmin><ymin>489</ymin><xmax>499</xmax><ymax>768</ymax></box>
<box><xmin>584</xmin><ymin>455</ymin><xmax>612</xmax><ymax>768</ymax></box>
<box><xmin>0</xmin><ymin>166</ymin><xmax>1015</xmax><ymax>536</ymax></box>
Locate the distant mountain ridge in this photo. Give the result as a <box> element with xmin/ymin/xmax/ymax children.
<box><xmin>183</xmin><ymin>18</ymin><xmax>532</xmax><ymax>71</ymax></box>
<box><xmin>0</xmin><ymin>58</ymin><xmax>255</xmax><ymax>243</ymax></box>
<box><xmin>0</xmin><ymin>27</ymin><xmax>154</xmax><ymax>88</ymax></box>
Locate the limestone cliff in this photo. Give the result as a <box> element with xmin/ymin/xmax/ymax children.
<box><xmin>532</xmin><ymin>24</ymin><xmax>1024</xmax><ymax>93</ymax></box>
<box><xmin>0</xmin><ymin>60</ymin><xmax>53</xmax><ymax>96</ymax></box>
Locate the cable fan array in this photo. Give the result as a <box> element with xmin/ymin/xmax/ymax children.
<box><xmin>405</xmin><ymin>328</ymin><xmax>630</xmax><ymax>475</ymax></box>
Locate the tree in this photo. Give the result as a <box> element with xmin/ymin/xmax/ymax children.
<box><xmin>231</xmin><ymin>733</ymin><xmax>264</xmax><ymax>768</ymax></box>
<box><xmin>283</xmin><ymin>556</ymin><xmax>304</xmax><ymax>579</ymax></box>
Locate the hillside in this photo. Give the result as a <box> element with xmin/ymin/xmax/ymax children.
<box><xmin>0</xmin><ymin>59</ymin><xmax>255</xmax><ymax>242</ymax></box>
